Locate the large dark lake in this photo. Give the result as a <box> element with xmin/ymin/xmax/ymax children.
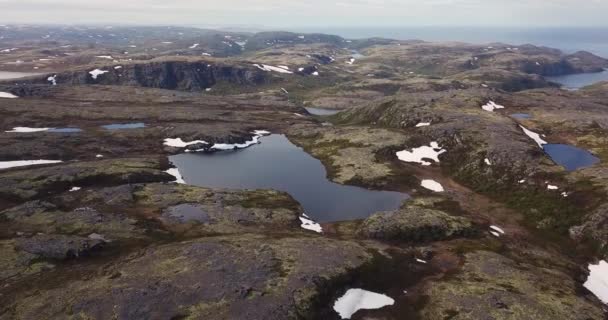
<box><xmin>169</xmin><ymin>134</ymin><xmax>409</xmax><ymax>222</ymax></box>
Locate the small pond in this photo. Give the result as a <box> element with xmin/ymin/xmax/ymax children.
<box><xmin>169</xmin><ymin>134</ymin><xmax>409</xmax><ymax>223</ymax></box>
<box><xmin>48</xmin><ymin>128</ymin><xmax>83</xmax><ymax>133</ymax></box>
<box><xmin>546</xmin><ymin>69</ymin><xmax>608</xmax><ymax>90</ymax></box>
<box><xmin>305</xmin><ymin>107</ymin><xmax>341</xmax><ymax>116</ymax></box>
<box><xmin>510</xmin><ymin>113</ymin><xmax>532</xmax><ymax>119</ymax></box>
<box><xmin>101</xmin><ymin>122</ymin><xmax>146</xmax><ymax>130</ymax></box>
<box><xmin>543</xmin><ymin>144</ymin><xmax>600</xmax><ymax>171</ymax></box>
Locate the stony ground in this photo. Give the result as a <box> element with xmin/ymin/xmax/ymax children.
<box><xmin>1</xmin><ymin>26</ymin><xmax>607</xmax><ymax>319</ymax></box>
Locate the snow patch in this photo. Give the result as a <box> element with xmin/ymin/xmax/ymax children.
<box><xmin>484</xmin><ymin>158</ymin><xmax>492</xmax><ymax>165</ymax></box>
<box><xmin>396</xmin><ymin>142</ymin><xmax>446</xmax><ymax>166</ymax></box>
<box><xmin>189</xmin><ymin>43</ymin><xmax>199</xmax><ymax>49</ymax></box>
<box><xmin>165</xmin><ymin>168</ymin><xmax>185</xmax><ymax>184</ymax></box>
<box><xmin>333</xmin><ymin>289</ymin><xmax>394</xmax><ymax>319</ymax></box>
<box><xmin>5</xmin><ymin>127</ymin><xmax>50</xmax><ymax>133</ymax></box>
<box><xmin>253</xmin><ymin>64</ymin><xmax>293</xmax><ymax>74</ymax></box>
<box><xmin>299</xmin><ymin>214</ymin><xmax>322</xmax><ymax>233</ymax></box>
<box><xmin>47</xmin><ymin>75</ymin><xmax>57</xmax><ymax>85</ymax></box>
<box><xmin>0</xmin><ymin>160</ymin><xmax>62</xmax><ymax>170</ymax></box>
<box><xmin>481</xmin><ymin>101</ymin><xmax>505</xmax><ymax>112</ymax></box>
<box><xmin>490</xmin><ymin>225</ymin><xmax>505</xmax><ymax>234</ymax></box>
<box><xmin>547</xmin><ymin>185</ymin><xmax>559</xmax><ymax>190</ymax></box>
<box><xmin>415</xmin><ymin>122</ymin><xmax>431</xmax><ymax>127</ymax></box>
<box><xmin>584</xmin><ymin>260</ymin><xmax>608</xmax><ymax>305</ymax></box>
<box><xmin>89</xmin><ymin>69</ymin><xmax>109</xmax><ymax>80</ymax></box>
<box><xmin>95</xmin><ymin>55</ymin><xmax>113</xmax><ymax>60</ymax></box>
<box><xmin>69</xmin><ymin>187</ymin><xmax>81</xmax><ymax>192</ymax></box>
<box><xmin>0</xmin><ymin>92</ymin><xmax>18</xmax><ymax>98</ymax></box>
<box><xmin>416</xmin><ymin>258</ymin><xmax>428</xmax><ymax>264</ymax></box>
<box><xmin>163</xmin><ymin>138</ymin><xmax>208</xmax><ymax>148</ymax></box>
<box><xmin>421</xmin><ymin>179</ymin><xmax>445</xmax><ymax>192</ymax></box>
<box><xmin>520</xmin><ymin>125</ymin><xmax>547</xmax><ymax>148</ymax></box>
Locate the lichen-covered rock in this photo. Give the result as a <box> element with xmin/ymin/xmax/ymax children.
<box><xmin>15</xmin><ymin>234</ymin><xmax>105</xmax><ymax>260</ymax></box>
<box><xmin>359</xmin><ymin>204</ymin><xmax>476</xmax><ymax>242</ymax></box>
<box><xmin>0</xmin><ymin>158</ymin><xmax>172</xmax><ymax>201</ymax></box>
<box><xmin>420</xmin><ymin>251</ymin><xmax>605</xmax><ymax>320</ymax></box>
<box><xmin>5</xmin><ymin>234</ymin><xmax>373</xmax><ymax>320</ymax></box>
<box><xmin>0</xmin><ymin>202</ymin><xmax>142</xmax><ymax>240</ymax></box>
<box><xmin>0</xmin><ymin>240</ymin><xmax>55</xmax><ymax>283</ymax></box>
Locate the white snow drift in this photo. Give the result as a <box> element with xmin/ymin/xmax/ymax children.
<box><xmin>5</xmin><ymin>127</ymin><xmax>51</xmax><ymax>133</ymax></box>
<box><xmin>89</xmin><ymin>69</ymin><xmax>109</xmax><ymax>80</ymax></box>
<box><xmin>520</xmin><ymin>125</ymin><xmax>547</xmax><ymax>148</ymax></box>
<box><xmin>0</xmin><ymin>91</ymin><xmax>18</xmax><ymax>98</ymax></box>
<box><xmin>165</xmin><ymin>168</ymin><xmax>185</xmax><ymax>184</ymax></box>
<box><xmin>253</xmin><ymin>64</ymin><xmax>293</xmax><ymax>74</ymax></box>
<box><xmin>584</xmin><ymin>260</ymin><xmax>608</xmax><ymax>305</ymax></box>
<box><xmin>0</xmin><ymin>160</ymin><xmax>62</xmax><ymax>170</ymax></box>
<box><xmin>299</xmin><ymin>214</ymin><xmax>322</xmax><ymax>233</ymax></box>
<box><xmin>333</xmin><ymin>289</ymin><xmax>394</xmax><ymax>319</ymax></box>
<box><xmin>396</xmin><ymin>142</ymin><xmax>446</xmax><ymax>166</ymax></box>
<box><xmin>163</xmin><ymin>138</ymin><xmax>208</xmax><ymax>148</ymax></box>
<box><xmin>421</xmin><ymin>179</ymin><xmax>445</xmax><ymax>192</ymax></box>
<box><xmin>481</xmin><ymin>101</ymin><xmax>505</xmax><ymax>112</ymax></box>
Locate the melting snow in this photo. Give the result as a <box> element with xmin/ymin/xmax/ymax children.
<box><xmin>490</xmin><ymin>231</ymin><xmax>501</xmax><ymax>237</ymax></box>
<box><xmin>396</xmin><ymin>142</ymin><xmax>446</xmax><ymax>166</ymax></box>
<box><xmin>69</xmin><ymin>187</ymin><xmax>81</xmax><ymax>192</ymax></box>
<box><xmin>415</xmin><ymin>122</ymin><xmax>431</xmax><ymax>127</ymax></box>
<box><xmin>0</xmin><ymin>92</ymin><xmax>18</xmax><ymax>98</ymax></box>
<box><xmin>189</xmin><ymin>43</ymin><xmax>200</xmax><ymax>49</ymax></box>
<box><xmin>114</xmin><ymin>66</ymin><xmax>122</xmax><ymax>69</ymax></box>
<box><xmin>89</xmin><ymin>69</ymin><xmax>109</xmax><ymax>80</ymax></box>
<box><xmin>253</xmin><ymin>64</ymin><xmax>293</xmax><ymax>74</ymax></box>
<box><xmin>484</xmin><ymin>158</ymin><xmax>492</xmax><ymax>165</ymax></box>
<box><xmin>421</xmin><ymin>179</ymin><xmax>445</xmax><ymax>192</ymax></box>
<box><xmin>490</xmin><ymin>225</ymin><xmax>505</xmax><ymax>234</ymax></box>
<box><xmin>547</xmin><ymin>185</ymin><xmax>559</xmax><ymax>190</ymax></box>
<box><xmin>211</xmin><ymin>136</ymin><xmax>261</xmax><ymax>151</ymax></box>
<box><xmin>96</xmin><ymin>154</ymin><xmax>104</xmax><ymax>158</ymax></box>
<box><xmin>520</xmin><ymin>125</ymin><xmax>547</xmax><ymax>148</ymax></box>
<box><xmin>163</xmin><ymin>138</ymin><xmax>208</xmax><ymax>148</ymax></box>
<box><xmin>346</xmin><ymin>58</ymin><xmax>356</xmax><ymax>65</ymax></box>
<box><xmin>312</xmin><ymin>71</ymin><xmax>319</xmax><ymax>76</ymax></box>
<box><xmin>165</xmin><ymin>168</ymin><xmax>185</xmax><ymax>184</ymax></box>
<box><xmin>481</xmin><ymin>101</ymin><xmax>505</xmax><ymax>112</ymax></box>
<box><xmin>95</xmin><ymin>55</ymin><xmax>113</xmax><ymax>60</ymax></box>
<box><xmin>0</xmin><ymin>160</ymin><xmax>62</xmax><ymax>170</ymax></box>
<box><xmin>584</xmin><ymin>260</ymin><xmax>608</xmax><ymax>305</ymax></box>
<box><xmin>299</xmin><ymin>214</ymin><xmax>322</xmax><ymax>233</ymax></box>
<box><xmin>5</xmin><ymin>127</ymin><xmax>50</xmax><ymax>133</ymax></box>
<box><xmin>416</xmin><ymin>258</ymin><xmax>428</xmax><ymax>264</ymax></box>
<box><xmin>47</xmin><ymin>75</ymin><xmax>57</xmax><ymax>85</ymax></box>
<box><xmin>333</xmin><ymin>289</ymin><xmax>394</xmax><ymax>319</ymax></box>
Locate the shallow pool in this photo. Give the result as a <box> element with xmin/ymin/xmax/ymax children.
<box><xmin>305</xmin><ymin>107</ymin><xmax>341</xmax><ymax>116</ymax></box>
<box><xmin>169</xmin><ymin>134</ymin><xmax>409</xmax><ymax>222</ymax></box>
<box><xmin>101</xmin><ymin>123</ymin><xmax>146</xmax><ymax>130</ymax></box>
<box><xmin>543</xmin><ymin>144</ymin><xmax>600</xmax><ymax>171</ymax></box>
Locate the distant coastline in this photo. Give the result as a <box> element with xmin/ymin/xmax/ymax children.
<box><xmin>291</xmin><ymin>26</ymin><xmax>608</xmax><ymax>58</ymax></box>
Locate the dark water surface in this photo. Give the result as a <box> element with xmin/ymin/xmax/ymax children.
<box><xmin>48</xmin><ymin>127</ymin><xmax>83</xmax><ymax>133</ymax></box>
<box><xmin>543</xmin><ymin>144</ymin><xmax>600</xmax><ymax>171</ymax></box>
<box><xmin>101</xmin><ymin>122</ymin><xmax>146</xmax><ymax>130</ymax></box>
<box><xmin>305</xmin><ymin>107</ymin><xmax>341</xmax><ymax>116</ymax></box>
<box><xmin>169</xmin><ymin>134</ymin><xmax>409</xmax><ymax>222</ymax></box>
<box><xmin>546</xmin><ymin>70</ymin><xmax>608</xmax><ymax>90</ymax></box>
<box><xmin>510</xmin><ymin>113</ymin><xmax>532</xmax><ymax>119</ymax></box>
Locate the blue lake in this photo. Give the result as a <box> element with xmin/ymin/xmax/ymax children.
<box><xmin>543</xmin><ymin>144</ymin><xmax>600</xmax><ymax>171</ymax></box>
<box><xmin>546</xmin><ymin>70</ymin><xmax>608</xmax><ymax>90</ymax></box>
<box><xmin>101</xmin><ymin>122</ymin><xmax>146</xmax><ymax>130</ymax></box>
<box><xmin>169</xmin><ymin>134</ymin><xmax>409</xmax><ymax>223</ymax></box>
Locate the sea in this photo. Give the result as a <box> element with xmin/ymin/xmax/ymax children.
<box><xmin>294</xmin><ymin>27</ymin><xmax>608</xmax><ymax>58</ymax></box>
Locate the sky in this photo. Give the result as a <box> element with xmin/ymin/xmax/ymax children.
<box><xmin>0</xmin><ymin>0</ymin><xmax>607</xmax><ymax>28</ymax></box>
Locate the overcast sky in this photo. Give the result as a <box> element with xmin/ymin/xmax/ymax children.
<box><xmin>0</xmin><ymin>0</ymin><xmax>606</xmax><ymax>28</ymax></box>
